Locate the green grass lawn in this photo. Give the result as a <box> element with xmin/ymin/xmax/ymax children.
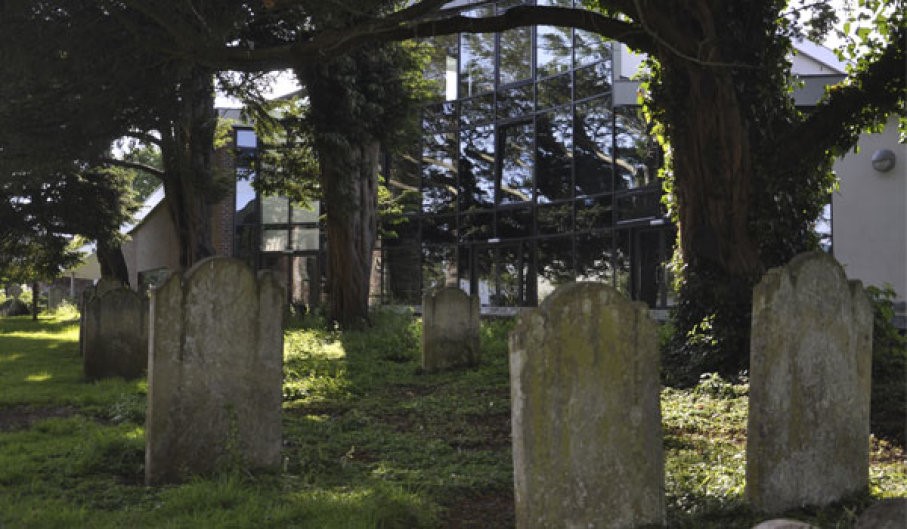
<box><xmin>0</xmin><ymin>310</ymin><xmax>903</xmax><ymax>528</ymax></box>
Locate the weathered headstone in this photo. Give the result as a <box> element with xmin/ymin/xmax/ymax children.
<box><xmin>82</xmin><ymin>287</ymin><xmax>149</xmax><ymax>380</ymax></box>
<box><xmin>421</xmin><ymin>287</ymin><xmax>480</xmax><ymax>372</ymax></box>
<box><xmin>145</xmin><ymin>257</ymin><xmax>284</xmax><ymax>485</ymax></box>
<box><xmin>509</xmin><ymin>282</ymin><xmax>664</xmax><ymax>529</ymax></box>
<box><xmin>751</xmin><ymin>520</ymin><xmax>817</xmax><ymax>529</ymax></box>
<box><xmin>746</xmin><ymin>252</ymin><xmax>873</xmax><ymax>514</ymax></box>
<box><xmin>47</xmin><ymin>286</ymin><xmax>65</xmax><ymax>310</ymax></box>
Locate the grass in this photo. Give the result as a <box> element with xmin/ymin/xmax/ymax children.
<box><xmin>0</xmin><ymin>309</ymin><xmax>904</xmax><ymax>528</ymax></box>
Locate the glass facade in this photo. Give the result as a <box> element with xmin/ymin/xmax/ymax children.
<box><xmin>379</xmin><ymin>0</ymin><xmax>674</xmax><ymax>308</ymax></box>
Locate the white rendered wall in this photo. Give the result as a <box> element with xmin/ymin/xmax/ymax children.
<box><xmin>832</xmin><ymin>117</ymin><xmax>906</xmax><ymax>301</ymax></box>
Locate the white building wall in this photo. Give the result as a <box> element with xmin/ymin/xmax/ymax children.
<box><xmin>832</xmin><ymin>117</ymin><xmax>906</xmax><ymax>302</ymax></box>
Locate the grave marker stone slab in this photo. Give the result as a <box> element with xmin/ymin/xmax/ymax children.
<box><xmin>509</xmin><ymin>282</ymin><xmax>664</xmax><ymax>529</ymax></box>
<box><xmin>746</xmin><ymin>252</ymin><xmax>873</xmax><ymax>514</ymax></box>
<box><xmin>145</xmin><ymin>257</ymin><xmax>284</xmax><ymax>485</ymax></box>
<box><xmin>82</xmin><ymin>287</ymin><xmax>148</xmax><ymax>380</ymax></box>
<box><xmin>421</xmin><ymin>287</ymin><xmax>480</xmax><ymax>372</ymax></box>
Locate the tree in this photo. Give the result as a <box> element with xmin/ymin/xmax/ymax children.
<box><xmin>182</xmin><ymin>0</ymin><xmax>903</xmax><ymax>368</ymax></box>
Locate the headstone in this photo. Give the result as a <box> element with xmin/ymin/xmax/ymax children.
<box><xmin>81</xmin><ymin>287</ymin><xmax>149</xmax><ymax>380</ymax></box>
<box><xmin>746</xmin><ymin>252</ymin><xmax>873</xmax><ymax>514</ymax></box>
<box><xmin>47</xmin><ymin>286</ymin><xmax>65</xmax><ymax>310</ymax></box>
<box><xmin>145</xmin><ymin>257</ymin><xmax>284</xmax><ymax>485</ymax></box>
<box><xmin>421</xmin><ymin>287</ymin><xmax>480</xmax><ymax>372</ymax></box>
<box><xmin>6</xmin><ymin>283</ymin><xmax>22</xmax><ymax>299</ymax></box>
<box><xmin>95</xmin><ymin>277</ymin><xmax>125</xmax><ymax>297</ymax></box>
<box><xmin>855</xmin><ymin>498</ymin><xmax>907</xmax><ymax>529</ymax></box>
<box><xmin>509</xmin><ymin>282</ymin><xmax>664</xmax><ymax>529</ymax></box>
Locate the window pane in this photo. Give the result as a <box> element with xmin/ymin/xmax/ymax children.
<box><xmin>423</xmin><ymin>245</ymin><xmax>457</xmax><ymax>291</ymax></box>
<box><xmin>574</xmin><ymin>98</ymin><xmax>614</xmax><ymax>196</ymax></box>
<box><xmin>423</xmin><ymin>34</ymin><xmax>458</xmax><ymax>101</ymax></box>
<box><xmin>459</xmin><ymin>125</ymin><xmax>496</xmax><ymax>210</ymax></box>
<box><xmin>422</xmin><ymin>132</ymin><xmax>458</xmax><ymax>214</ymax></box>
<box><xmin>495</xmin><ymin>242</ymin><xmax>533</xmax><ymax>306</ymax></box>
<box><xmin>291</xmin><ymin>201</ymin><xmax>319</xmax><ymax>223</ymax></box>
<box><xmin>576</xmin><ymin>195</ymin><xmax>613</xmax><ymax>232</ymax></box>
<box><xmin>575</xmin><ymin>30</ymin><xmax>611</xmax><ymax>68</ymax></box>
<box><xmin>497</xmin><ymin>206</ymin><xmax>532</xmax><ymax>239</ymax></box>
<box><xmin>499</xmin><ymin>123</ymin><xmax>534</xmax><ymax>205</ymax></box>
<box><xmin>575</xmin><ymin>61</ymin><xmax>611</xmax><ymax>101</ymax></box>
<box><xmin>291</xmin><ymin>227</ymin><xmax>319</xmax><ymax>251</ymax></box>
<box><xmin>500</xmin><ymin>27</ymin><xmax>532</xmax><ymax>85</ymax></box>
<box><xmin>460</xmin><ymin>211</ymin><xmax>494</xmax><ymax>241</ymax></box>
<box><xmin>497</xmin><ymin>84</ymin><xmax>534</xmax><ymax>119</ymax></box>
<box><xmin>423</xmin><ymin>215</ymin><xmax>456</xmax><ymax>245</ymax></box>
<box><xmin>261</xmin><ymin>195</ymin><xmax>289</xmax><ymax>224</ymax></box>
<box><xmin>615</xmin><ymin>107</ymin><xmax>662</xmax><ymax>190</ymax></box>
<box><xmin>236</xmin><ymin>129</ymin><xmax>257</xmax><ymax>149</ymax></box>
<box><xmin>615</xmin><ymin>191</ymin><xmax>661</xmax><ymax>222</ymax></box>
<box><xmin>575</xmin><ymin>231</ymin><xmax>615</xmax><ymax>283</ymax></box>
<box><xmin>383</xmin><ymin>242</ymin><xmax>422</xmax><ymax>304</ymax></box>
<box><xmin>537</xmin><ymin>26</ymin><xmax>572</xmax><ymax>78</ymax></box>
<box><xmin>459</xmin><ymin>6</ymin><xmax>495</xmax><ymax>97</ymax></box>
<box><xmin>262</xmin><ymin>228</ymin><xmax>289</xmax><ymax>252</ymax></box>
<box><xmin>537</xmin><ymin>201</ymin><xmax>573</xmax><ymax>235</ymax></box>
<box><xmin>537</xmin><ymin>73</ymin><xmax>571</xmax><ymax>110</ymax></box>
<box><xmin>537</xmin><ymin>236</ymin><xmax>574</xmax><ymax>302</ymax></box>
<box><xmin>460</xmin><ymin>93</ymin><xmax>495</xmax><ymax>127</ymax></box>
<box><xmin>424</xmin><ymin>101</ymin><xmax>458</xmax><ymax>133</ymax></box>
<box><xmin>536</xmin><ymin>108</ymin><xmax>573</xmax><ymax>202</ymax></box>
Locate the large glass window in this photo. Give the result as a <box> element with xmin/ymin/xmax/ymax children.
<box><xmin>422</xmin><ymin>131</ymin><xmax>458</xmax><ymax>214</ymax></box>
<box><xmin>615</xmin><ymin>107</ymin><xmax>661</xmax><ymax>190</ymax></box>
<box><xmin>498</xmin><ymin>1</ymin><xmax>532</xmax><ymax>85</ymax></box>
<box><xmin>498</xmin><ymin>122</ymin><xmax>534</xmax><ymax>205</ymax></box>
<box><xmin>536</xmin><ymin>0</ymin><xmax>574</xmax><ymax>78</ymax></box>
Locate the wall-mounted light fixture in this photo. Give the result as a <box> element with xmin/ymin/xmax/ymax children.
<box><xmin>871</xmin><ymin>148</ymin><xmax>896</xmax><ymax>173</ymax></box>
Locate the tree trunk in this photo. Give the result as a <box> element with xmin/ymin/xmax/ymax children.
<box><xmin>319</xmin><ymin>140</ymin><xmax>380</xmax><ymax>328</ymax></box>
<box><xmin>96</xmin><ymin>237</ymin><xmax>130</xmax><ymax>285</ymax></box>
<box><xmin>31</xmin><ymin>280</ymin><xmax>38</xmax><ymax>320</ymax></box>
<box><xmin>159</xmin><ymin>67</ymin><xmax>217</xmax><ymax>270</ymax></box>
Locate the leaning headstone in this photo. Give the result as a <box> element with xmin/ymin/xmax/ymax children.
<box><xmin>855</xmin><ymin>498</ymin><xmax>907</xmax><ymax>529</ymax></box>
<box><xmin>421</xmin><ymin>287</ymin><xmax>480</xmax><ymax>372</ymax></box>
<box><xmin>752</xmin><ymin>520</ymin><xmax>818</xmax><ymax>529</ymax></box>
<box><xmin>145</xmin><ymin>257</ymin><xmax>284</xmax><ymax>485</ymax></box>
<box><xmin>509</xmin><ymin>282</ymin><xmax>664</xmax><ymax>529</ymax></box>
<box><xmin>746</xmin><ymin>252</ymin><xmax>873</xmax><ymax>514</ymax></box>
<box><xmin>81</xmin><ymin>287</ymin><xmax>149</xmax><ymax>380</ymax></box>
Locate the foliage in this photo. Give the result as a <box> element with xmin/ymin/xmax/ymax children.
<box><xmin>866</xmin><ymin>285</ymin><xmax>907</xmax><ymax>444</ymax></box>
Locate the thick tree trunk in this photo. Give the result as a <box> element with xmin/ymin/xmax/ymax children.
<box><xmin>159</xmin><ymin>68</ymin><xmax>217</xmax><ymax>270</ymax></box>
<box><xmin>319</xmin><ymin>141</ymin><xmax>380</xmax><ymax>328</ymax></box>
<box><xmin>96</xmin><ymin>237</ymin><xmax>130</xmax><ymax>285</ymax></box>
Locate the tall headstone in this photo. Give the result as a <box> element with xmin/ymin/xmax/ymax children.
<box><xmin>145</xmin><ymin>257</ymin><xmax>285</xmax><ymax>485</ymax></box>
<box><xmin>81</xmin><ymin>287</ymin><xmax>148</xmax><ymax>380</ymax></box>
<box><xmin>747</xmin><ymin>252</ymin><xmax>873</xmax><ymax>513</ymax></box>
<box><xmin>421</xmin><ymin>287</ymin><xmax>480</xmax><ymax>372</ymax></box>
<box><xmin>47</xmin><ymin>286</ymin><xmax>65</xmax><ymax>310</ymax></box>
<box><xmin>509</xmin><ymin>282</ymin><xmax>664</xmax><ymax>529</ymax></box>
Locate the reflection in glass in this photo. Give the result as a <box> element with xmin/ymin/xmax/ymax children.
<box><xmin>424</xmin><ymin>101</ymin><xmax>458</xmax><ymax>133</ymax></box>
<box><xmin>496</xmin><ymin>242</ymin><xmax>534</xmax><ymax>306</ymax></box>
<box><xmin>291</xmin><ymin>201</ymin><xmax>319</xmax><ymax>223</ymax></box>
<box><xmin>576</xmin><ymin>195</ymin><xmax>613</xmax><ymax>231</ymax></box>
<box><xmin>615</xmin><ymin>107</ymin><xmax>661</xmax><ymax>190</ymax></box>
<box><xmin>460</xmin><ymin>93</ymin><xmax>495</xmax><ymax>127</ymax></box>
<box><xmin>262</xmin><ymin>195</ymin><xmax>290</xmax><ymax>224</ymax></box>
<box><xmin>423</xmin><ymin>34</ymin><xmax>458</xmax><ymax>101</ymax></box>
<box><xmin>498</xmin><ymin>0</ymin><xmax>532</xmax><ymax>87</ymax></box>
<box><xmin>575</xmin><ymin>231</ymin><xmax>614</xmax><ymax>283</ymax></box>
<box><xmin>615</xmin><ymin>192</ymin><xmax>660</xmax><ymax>222</ymax></box>
<box><xmin>236</xmin><ymin>129</ymin><xmax>257</xmax><ymax>149</ymax></box>
<box><xmin>262</xmin><ymin>229</ymin><xmax>289</xmax><ymax>252</ymax></box>
<box><xmin>460</xmin><ymin>211</ymin><xmax>494</xmax><ymax>241</ymax></box>
<box><xmin>497</xmin><ymin>84</ymin><xmax>534</xmax><ymax>119</ymax></box>
<box><xmin>537</xmin><ymin>25</ymin><xmax>572</xmax><ymax>78</ymax></box>
<box><xmin>423</xmin><ymin>245</ymin><xmax>457</xmax><ymax>291</ymax></box>
<box><xmin>537</xmin><ymin>202</ymin><xmax>573</xmax><ymax>235</ymax></box>
<box><xmin>574</xmin><ymin>98</ymin><xmax>613</xmax><ymax>196</ymax></box>
<box><xmin>460</xmin><ymin>6</ymin><xmax>495</xmax><ymax>97</ymax></box>
<box><xmin>291</xmin><ymin>227</ymin><xmax>319</xmax><ymax>251</ymax></box>
<box><xmin>537</xmin><ymin>73</ymin><xmax>571</xmax><ymax>110</ymax></box>
<box><xmin>536</xmin><ymin>108</ymin><xmax>573</xmax><ymax>202</ymax></box>
<box><xmin>235</xmin><ymin>178</ymin><xmax>256</xmax><ymax>216</ymax></box>
<box><xmin>497</xmin><ymin>207</ymin><xmax>532</xmax><ymax>239</ymax></box>
<box><xmin>422</xmin><ymin>132</ymin><xmax>458</xmax><ymax>214</ymax></box>
<box><xmin>575</xmin><ymin>62</ymin><xmax>612</xmax><ymax>101</ymax></box>
<box><xmin>459</xmin><ymin>125</ymin><xmax>495</xmax><ymax>210</ymax></box>
<box><xmin>575</xmin><ymin>30</ymin><xmax>611</xmax><ymax>67</ymax></box>
<box><xmin>499</xmin><ymin>123</ymin><xmax>534</xmax><ymax>204</ymax></box>
<box><xmin>815</xmin><ymin>202</ymin><xmax>832</xmax><ymax>253</ymax></box>
<box><xmin>422</xmin><ymin>215</ymin><xmax>456</xmax><ymax>245</ymax></box>
<box><xmin>537</xmin><ymin>236</ymin><xmax>574</xmax><ymax>301</ymax></box>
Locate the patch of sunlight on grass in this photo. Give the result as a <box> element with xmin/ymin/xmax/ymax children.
<box><xmin>124</xmin><ymin>427</ymin><xmax>144</xmax><ymax>441</ymax></box>
<box><xmin>0</xmin><ymin>353</ymin><xmax>23</xmax><ymax>362</ymax></box>
<box><xmin>25</xmin><ymin>372</ymin><xmax>52</xmax><ymax>382</ymax></box>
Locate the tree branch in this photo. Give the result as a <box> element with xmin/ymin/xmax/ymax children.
<box><xmin>99</xmin><ymin>157</ymin><xmax>165</xmax><ymax>178</ymax></box>
<box><xmin>774</xmin><ymin>29</ymin><xmax>906</xmax><ymax>164</ymax></box>
<box><xmin>123</xmin><ymin>131</ymin><xmax>163</xmax><ymax>147</ymax></box>
<box><xmin>194</xmin><ymin>5</ymin><xmax>652</xmax><ymax>71</ymax></box>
